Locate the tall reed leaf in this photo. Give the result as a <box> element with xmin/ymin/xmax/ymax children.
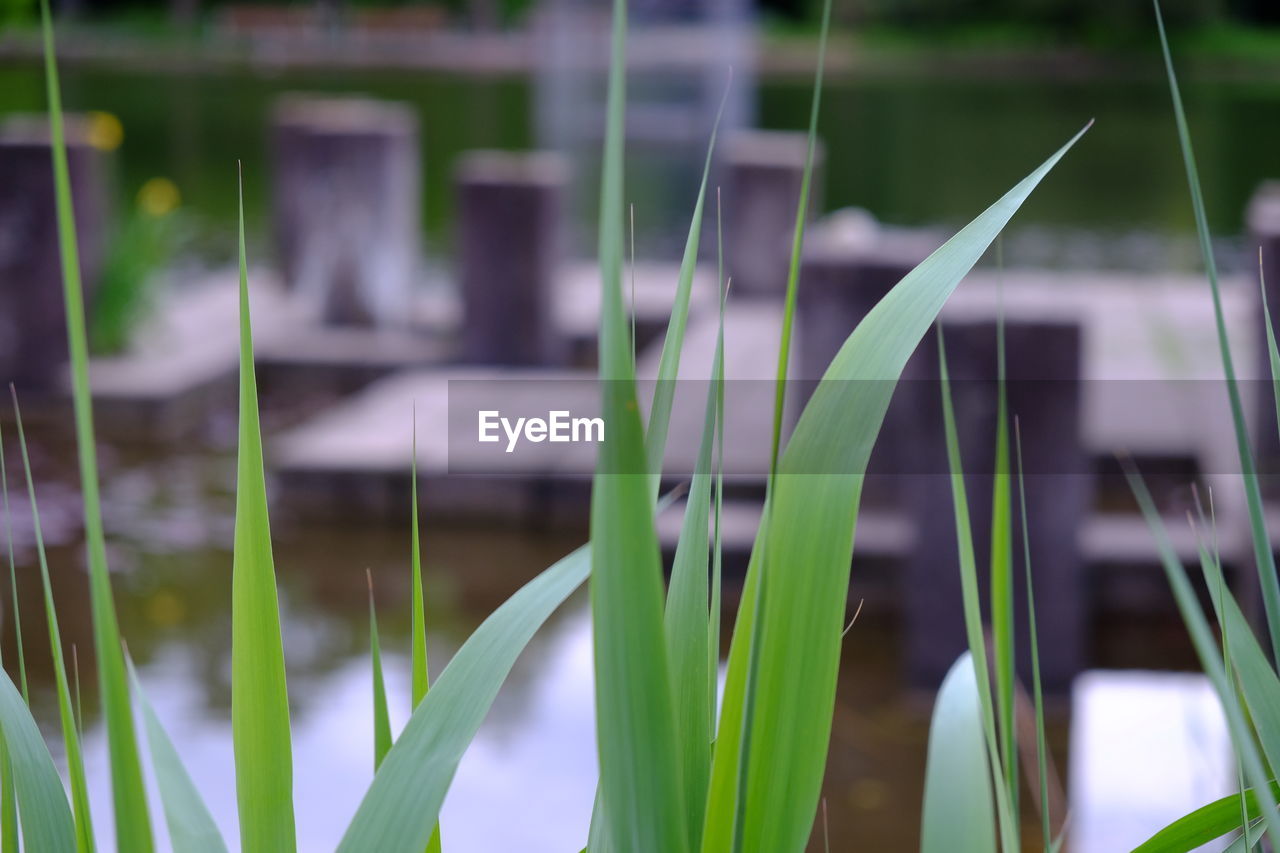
<box><xmin>127</xmin><ymin>660</ymin><xmax>228</xmax><ymax>853</ymax></box>
<box><xmin>702</xmin><ymin>125</ymin><xmax>1088</xmax><ymax>852</ymax></box>
<box><xmin>38</xmin><ymin>2</ymin><xmax>154</xmax><ymax>846</ymax></box>
<box><xmin>990</xmin><ymin>289</ymin><xmax>1017</xmax><ymax>814</ymax></box>
<box><xmin>1125</xmin><ymin>468</ymin><xmax>1280</xmax><ymax>851</ymax></box>
<box><xmin>663</xmin><ymin>295</ymin><xmax>726</xmax><ymax>848</ymax></box>
<box><xmin>369</xmin><ymin>575</ymin><xmax>392</xmax><ymax>771</ymax></box>
<box><xmin>11</xmin><ymin>392</ymin><xmax>94</xmax><ymax>851</ymax></box>
<box><xmin>0</xmin><ymin>669</ymin><xmax>76</xmax><ymax>851</ymax></box>
<box><xmin>589</xmin><ymin>0</ymin><xmax>688</xmax><ymax>846</ymax></box>
<box><xmin>920</xmin><ymin>653</ymin><xmax>995</xmax><ymax>853</ymax></box>
<box><xmin>337</xmin><ymin>546</ymin><xmax>590</xmax><ymax>852</ymax></box>
<box><xmin>644</xmin><ymin>76</ymin><xmax>731</xmax><ymax>501</ymax></box>
<box><xmin>1015</xmin><ymin>420</ymin><xmax>1053</xmax><ymax>851</ymax></box>
<box><xmin>0</xmin><ymin>429</ymin><xmax>26</xmax><ymax>703</ymax></box>
<box><xmin>1135</xmin><ymin>782</ymin><xmax>1280</xmax><ymax>852</ymax></box>
<box><xmin>1153</xmin><ymin>0</ymin><xmax>1280</xmax><ymax>660</ymax></box>
<box><xmin>230</xmin><ymin>173</ymin><xmax>296</xmax><ymax>853</ymax></box>
<box><xmin>409</xmin><ymin>422</ymin><xmax>443</xmax><ymax>853</ymax></box>
<box><xmin>938</xmin><ymin>333</ymin><xmax>1019</xmax><ymax>851</ymax></box>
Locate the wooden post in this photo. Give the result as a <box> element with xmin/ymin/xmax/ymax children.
<box><xmin>456</xmin><ymin>150</ymin><xmax>567</xmax><ymax>366</ymax></box>
<box><xmin>901</xmin><ymin>317</ymin><xmax>1088</xmax><ymax>692</ymax></box>
<box><xmin>724</xmin><ymin>130</ymin><xmax>824</xmax><ymax>298</ymax></box>
<box><xmin>271</xmin><ymin>95</ymin><xmax>420</xmax><ymax>328</ymax></box>
<box><xmin>0</xmin><ymin>115</ymin><xmax>109</xmax><ymax>392</ymax></box>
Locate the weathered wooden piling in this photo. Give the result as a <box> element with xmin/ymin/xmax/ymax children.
<box><xmin>724</xmin><ymin>130</ymin><xmax>824</xmax><ymax>298</ymax></box>
<box><xmin>901</xmin><ymin>317</ymin><xmax>1088</xmax><ymax>692</ymax></box>
<box><xmin>1249</xmin><ymin>182</ymin><xmax>1280</xmax><ymax>482</ymax></box>
<box><xmin>271</xmin><ymin>96</ymin><xmax>420</xmax><ymax>327</ymax></box>
<box><xmin>456</xmin><ymin>150</ymin><xmax>567</xmax><ymax>366</ymax></box>
<box><xmin>0</xmin><ymin>115</ymin><xmax>109</xmax><ymax>392</ymax></box>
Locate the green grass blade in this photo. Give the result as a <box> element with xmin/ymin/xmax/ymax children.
<box><xmin>701</xmin><ymin>124</ymin><xmax>1088</xmax><ymax>853</ymax></box>
<box><xmin>126</xmin><ymin>659</ymin><xmax>228</xmax><ymax>853</ymax></box>
<box><xmin>1125</xmin><ymin>466</ymin><xmax>1280</xmax><ymax>850</ymax></box>
<box><xmin>1259</xmin><ymin>262</ymin><xmax>1280</xmax><ymax>450</ymax></box>
<box><xmin>11</xmin><ymin>391</ymin><xmax>95</xmax><ymax>852</ymax></box>
<box><xmin>410</xmin><ymin>421</ymin><xmax>430</xmax><ymax>709</ymax></box>
<box><xmin>938</xmin><ymin>333</ymin><xmax>1020</xmax><ymax>852</ymax></box>
<box><xmin>0</xmin><ymin>428</ymin><xmax>26</xmax><ymax>704</ymax></box>
<box><xmin>368</xmin><ymin>574</ymin><xmax>392</xmax><ymax>772</ymax></box>
<box><xmin>708</xmin><ymin>217</ymin><xmax>727</xmax><ymax>736</ymax></box>
<box><xmin>1014</xmin><ymin>420</ymin><xmax>1052</xmax><ymax>852</ymax></box>
<box><xmin>663</xmin><ymin>303</ymin><xmax>725</xmax><ymax>848</ymax></box>
<box><xmin>920</xmin><ymin>653</ymin><xmax>996</xmax><ymax>853</ymax></box>
<box><xmin>644</xmin><ymin>75</ymin><xmax>731</xmax><ymax>501</ymax></box>
<box><xmin>0</xmin><ymin>748</ymin><xmax>15</xmax><ymax>853</ymax></box>
<box><xmin>990</xmin><ymin>269</ymin><xmax>1017</xmax><ymax>817</ymax></box>
<box><xmin>230</xmin><ymin>170</ymin><xmax>296</xmax><ymax>853</ymax></box>
<box><xmin>1153</xmin><ymin>0</ymin><xmax>1280</xmax><ymax>662</ymax></box>
<box><xmin>589</xmin><ymin>0</ymin><xmax>688</xmax><ymax>845</ymax></box>
<box><xmin>0</xmin><ymin>667</ymin><xmax>76</xmax><ymax>851</ymax></box>
<box><xmin>337</xmin><ymin>546</ymin><xmax>591</xmax><ymax>853</ymax></box>
<box><xmin>409</xmin><ymin>416</ymin><xmax>442</xmax><ymax>853</ymax></box>
<box><xmin>37</xmin><ymin>2</ymin><xmax>153</xmax><ymax>847</ymax></box>
<box><xmin>1134</xmin><ymin>783</ymin><xmax>1280</xmax><ymax>853</ymax></box>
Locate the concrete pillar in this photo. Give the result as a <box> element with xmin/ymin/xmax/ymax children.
<box><xmin>724</xmin><ymin>130</ymin><xmax>824</xmax><ymax>298</ymax></box>
<box><xmin>0</xmin><ymin>115</ymin><xmax>109</xmax><ymax>392</ymax></box>
<box><xmin>901</xmin><ymin>317</ymin><xmax>1088</xmax><ymax>693</ymax></box>
<box><xmin>1249</xmin><ymin>182</ymin><xmax>1280</xmax><ymax>484</ymax></box>
<box><xmin>271</xmin><ymin>95</ymin><xmax>420</xmax><ymax>328</ymax></box>
<box><xmin>455</xmin><ymin>150</ymin><xmax>567</xmax><ymax>366</ymax></box>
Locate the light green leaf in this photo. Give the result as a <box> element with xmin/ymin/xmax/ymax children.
<box><xmin>1134</xmin><ymin>782</ymin><xmax>1280</xmax><ymax>852</ymax></box>
<box><xmin>369</xmin><ymin>577</ymin><xmax>392</xmax><ymax>772</ymax></box>
<box><xmin>337</xmin><ymin>545</ymin><xmax>589</xmax><ymax>853</ymax></box>
<box><xmin>230</xmin><ymin>172</ymin><xmax>296</xmax><ymax>853</ymax></box>
<box><xmin>0</xmin><ymin>667</ymin><xmax>76</xmax><ymax>851</ymax></box>
<box><xmin>703</xmin><ymin>124</ymin><xmax>1089</xmax><ymax>852</ymax></box>
<box><xmin>38</xmin><ymin>0</ymin><xmax>153</xmax><ymax>846</ymax></box>
<box><xmin>921</xmin><ymin>653</ymin><xmax>995</xmax><ymax>853</ymax></box>
<box><xmin>11</xmin><ymin>392</ymin><xmax>95</xmax><ymax>851</ymax></box>
<box><xmin>126</xmin><ymin>659</ymin><xmax>228</xmax><ymax>853</ymax></box>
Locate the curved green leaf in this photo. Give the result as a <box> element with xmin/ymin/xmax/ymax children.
<box><xmin>127</xmin><ymin>660</ymin><xmax>228</xmax><ymax>853</ymax></box>
<box><xmin>1134</xmin><ymin>783</ymin><xmax>1280</xmax><ymax>853</ymax></box>
<box><xmin>0</xmin><ymin>669</ymin><xmax>76</xmax><ymax>852</ymax></box>
<box><xmin>921</xmin><ymin>653</ymin><xmax>995</xmax><ymax>853</ymax></box>
<box><xmin>230</xmin><ymin>174</ymin><xmax>296</xmax><ymax>853</ymax></box>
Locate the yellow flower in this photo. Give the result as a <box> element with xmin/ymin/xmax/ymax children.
<box><xmin>85</xmin><ymin>110</ymin><xmax>123</xmax><ymax>151</ymax></box>
<box><xmin>137</xmin><ymin>177</ymin><xmax>180</xmax><ymax>217</ymax></box>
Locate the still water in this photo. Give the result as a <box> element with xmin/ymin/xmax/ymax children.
<box><xmin>0</xmin><ymin>59</ymin><xmax>1278</xmax><ymax>268</ymax></box>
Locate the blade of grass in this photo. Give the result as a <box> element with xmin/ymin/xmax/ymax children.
<box><xmin>644</xmin><ymin>73</ymin><xmax>732</xmax><ymax>502</ymax></box>
<box><xmin>1153</xmin><ymin>0</ymin><xmax>1280</xmax><ymax>662</ymax></box>
<box><xmin>11</xmin><ymin>390</ymin><xmax>94</xmax><ymax>852</ymax></box>
<box><xmin>1134</xmin><ymin>783</ymin><xmax>1280</xmax><ymax>853</ymax></box>
<box><xmin>920</xmin><ymin>653</ymin><xmax>996</xmax><ymax>853</ymax></box>
<box><xmin>1014</xmin><ymin>419</ymin><xmax>1052</xmax><ymax>852</ymax></box>
<box><xmin>708</xmin><ymin>205</ymin><xmax>727</xmax><ymax>734</ymax></box>
<box><xmin>0</xmin><ymin>746</ymin><xmax>14</xmax><ymax>853</ymax></box>
<box><xmin>701</xmin><ymin>124</ymin><xmax>1089</xmax><ymax>853</ymax></box>
<box><xmin>408</xmin><ymin>419</ymin><xmax>443</xmax><ymax>853</ymax></box>
<box><xmin>126</xmin><ymin>658</ymin><xmax>228</xmax><ymax>853</ymax></box>
<box><xmin>0</xmin><ymin>667</ymin><xmax>76</xmax><ymax>851</ymax></box>
<box><xmin>938</xmin><ymin>331</ymin><xmax>1020</xmax><ymax>852</ymax></box>
<box><xmin>991</xmin><ymin>249</ymin><xmax>1017</xmax><ymax>817</ymax></box>
<box><xmin>1125</xmin><ymin>465</ymin><xmax>1280</xmax><ymax>850</ymax></box>
<box><xmin>663</xmin><ymin>290</ymin><xmax>726</xmax><ymax>849</ymax></box>
<box><xmin>337</xmin><ymin>545</ymin><xmax>591</xmax><ymax>852</ymax></box>
<box><xmin>589</xmin><ymin>0</ymin><xmax>689</xmax><ymax>845</ymax></box>
<box><xmin>1258</xmin><ymin>257</ymin><xmax>1280</xmax><ymax>451</ymax></box>
<box><xmin>368</xmin><ymin>572</ymin><xmax>392</xmax><ymax>771</ymax></box>
<box><xmin>0</xmin><ymin>429</ymin><xmax>26</xmax><ymax>704</ymax></box>
<box><xmin>230</xmin><ymin>168</ymin><xmax>296</xmax><ymax>853</ymax></box>
<box><xmin>37</xmin><ymin>1</ymin><xmax>153</xmax><ymax>846</ymax></box>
